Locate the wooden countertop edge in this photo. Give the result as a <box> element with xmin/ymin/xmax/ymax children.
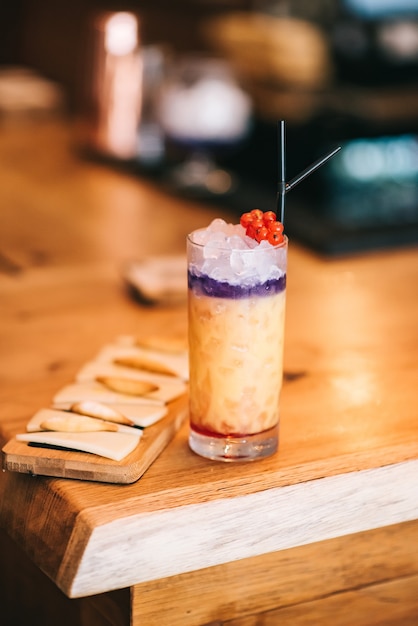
<box><xmin>2</xmin><ymin>437</ymin><xmax>418</xmax><ymax>596</ymax></box>
<box><xmin>56</xmin><ymin>457</ymin><xmax>418</xmax><ymax>598</ymax></box>
<box><xmin>55</xmin><ymin>438</ymin><xmax>418</xmax><ymax>522</ymax></box>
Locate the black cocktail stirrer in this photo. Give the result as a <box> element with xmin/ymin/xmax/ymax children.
<box><xmin>277</xmin><ymin>120</ymin><xmax>341</xmax><ymax>225</ymax></box>
<box><xmin>278</xmin><ymin>120</ymin><xmax>286</xmax><ymax>224</ymax></box>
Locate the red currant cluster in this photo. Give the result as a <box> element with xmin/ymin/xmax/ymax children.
<box><xmin>240</xmin><ymin>209</ymin><xmax>284</xmax><ymax>245</ymax></box>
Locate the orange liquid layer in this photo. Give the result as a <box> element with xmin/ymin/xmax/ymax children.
<box><xmin>188</xmin><ymin>289</ymin><xmax>286</xmax><ymax>436</ymax></box>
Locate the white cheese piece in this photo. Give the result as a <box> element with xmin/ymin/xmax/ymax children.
<box><xmin>26</xmin><ymin>408</ymin><xmax>143</xmax><ymax>436</ymax></box>
<box><xmin>53</xmin><ymin>377</ymin><xmax>186</xmax><ymax>406</ymax></box>
<box><xmin>89</xmin><ymin>343</ymin><xmax>189</xmax><ymax>380</ymax></box>
<box><xmin>51</xmin><ymin>403</ymin><xmax>168</xmax><ymax>428</ymax></box>
<box><xmin>16</xmin><ymin>430</ymin><xmax>140</xmax><ymax>461</ymax></box>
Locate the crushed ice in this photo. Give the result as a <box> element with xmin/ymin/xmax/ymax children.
<box><xmin>189</xmin><ymin>219</ymin><xmax>286</xmax><ymax>285</ymax></box>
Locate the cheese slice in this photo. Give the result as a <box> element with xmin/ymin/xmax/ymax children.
<box><xmin>52</xmin><ymin>402</ymin><xmax>168</xmax><ymax>428</ymax></box>
<box><xmin>106</xmin><ymin>403</ymin><xmax>168</xmax><ymax>427</ymax></box>
<box><xmin>16</xmin><ymin>430</ymin><xmax>140</xmax><ymax>461</ymax></box>
<box><xmin>135</xmin><ymin>335</ymin><xmax>188</xmax><ymax>355</ymax></box>
<box><xmin>53</xmin><ymin>378</ymin><xmax>186</xmax><ymax>406</ymax></box>
<box><xmin>90</xmin><ymin>343</ymin><xmax>189</xmax><ymax>381</ymax></box>
<box><xmin>26</xmin><ymin>408</ymin><xmax>143</xmax><ymax>436</ymax></box>
<box><xmin>76</xmin><ymin>361</ymin><xmax>180</xmax><ymax>386</ymax></box>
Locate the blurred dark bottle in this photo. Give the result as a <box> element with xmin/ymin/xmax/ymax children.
<box><xmin>77</xmin><ymin>11</ymin><xmax>165</xmax><ymax>167</ymax></box>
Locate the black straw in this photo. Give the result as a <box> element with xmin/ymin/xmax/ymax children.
<box><xmin>286</xmin><ymin>146</ymin><xmax>341</xmax><ymax>193</ymax></box>
<box><xmin>277</xmin><ymin>120</ymin><xmax>286</xmax><ymax>224</ymax></box>
<box><xmin>275</xmin><ymin>121</ymin><xmax>341</xmax><ymax>225</ymax></box>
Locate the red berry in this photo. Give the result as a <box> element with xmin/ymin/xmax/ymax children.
<box><xmin>241</xmin><ymin>210</ymin><xmax>284</xmax><ymax>243</ymax></box>
<box><xmin>240</xmin><ymin>212</ymin><xmax>253</xmax><ymax>228</ymax></box>
<box><xmin>251</xmin><ymin>218</ymin><xmax>264</xmax><ymax>230</ymax></box>
<box><xmin>246</xmin><ymin>224</ymin><xmax>256</xmax><ymax>239</ymax></box>
<box><xmin>250</xmin><ymin>208</ymin><xmax>263</xmax><ymax>221</ymax></box>
<box><xmin>267</xmin><ymin>231</ymin><xmax>284</xmax><ymax>245</ymax></box>
<box><xmin>263</xmin><ymin>211</ymin><xmax>276</xmax><ymax>224</ymax></box>
<box><xmin>268</xmin><ymin>220</ymin><xmax>284</xmax><ymax>233</ymax></box>
<box><xmin>255</xmin><ymin>226</ymin><xmax>269</xmax><ymax>242</ymax></box>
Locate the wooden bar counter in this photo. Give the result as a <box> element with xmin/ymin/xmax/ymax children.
<box><xmin>1</xmin><ymin>120</ymin><xmax>418</xmax><ymax>625</ymax></box>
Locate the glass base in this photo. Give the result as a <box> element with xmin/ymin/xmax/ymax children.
<box><xmin>189</xmin><ymin>424</ymin><xmax>279</xmax><ymax>462</ymax></box>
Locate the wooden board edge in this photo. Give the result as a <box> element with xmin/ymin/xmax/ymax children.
<box><xmin>1</xmin><ymin>394</ymin><xmax>189</xmax><ymax>484</ymax></box>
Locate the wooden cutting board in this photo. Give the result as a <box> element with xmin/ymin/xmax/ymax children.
<box><xmin>1</xmin><ymin>394</ymin><xmax>188</xmax><ymax>484</ymax></box>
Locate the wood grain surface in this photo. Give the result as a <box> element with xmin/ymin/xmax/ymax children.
<box><xmin>1</xmin><ymin>120</ymin><xmax>418</xmax><ymax>622</ymax></box>
<box><xmin>131</xmin><ymin>519</ymin><xmax>418</xmax><ymax>625</ymax></box>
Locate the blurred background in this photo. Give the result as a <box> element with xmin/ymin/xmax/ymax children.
<box><xmin>1</xmin><ymin>0</ymin><xmax>418</xmax><ymax>254</ymax></box>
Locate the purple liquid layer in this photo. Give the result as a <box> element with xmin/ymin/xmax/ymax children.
<box><xmin>188</xmin><ymin>271</ymin><xmax>286</xmax><ymax>298</ymax></box>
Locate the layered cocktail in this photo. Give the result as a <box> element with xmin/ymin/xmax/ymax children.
<box><xmin>187</xmin><ymin>210</ymin><xmax>287</xmax><ymax>461</ymax></box>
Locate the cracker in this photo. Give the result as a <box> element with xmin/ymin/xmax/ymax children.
<box><xmin>40</xmin><ymin>415</ymin><xmax>118</xmax><ymax>433</ymax></box>
<box><xmin>95</xmin><ymin>376</ymin><xmax>159</xmax><ymax>396</ymax></box>
<box><xmin>114</xmin><ymin>355</ymin><xmax>177</xmax><ymax>377</ymax></box>
<box><xmin>70</xmin><ymin>401</ymin><xmax>134</xmax><ymax>426</ymax></box>
<box><xmin>135</xmin><ymin>335</ymin><xmax>187</xmax><ymax>354</ymax></box>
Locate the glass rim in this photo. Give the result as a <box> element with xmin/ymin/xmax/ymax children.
<box><xmin>187</xmin><ymin>232</ymin><xmax>288</xmax><ymax>253</ymax></box>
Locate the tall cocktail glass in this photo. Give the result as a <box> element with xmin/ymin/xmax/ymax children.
<box><xmin>187</xmin><ymin>220</ymin><xmax>287</xmax><ymax>461</ymax></box>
